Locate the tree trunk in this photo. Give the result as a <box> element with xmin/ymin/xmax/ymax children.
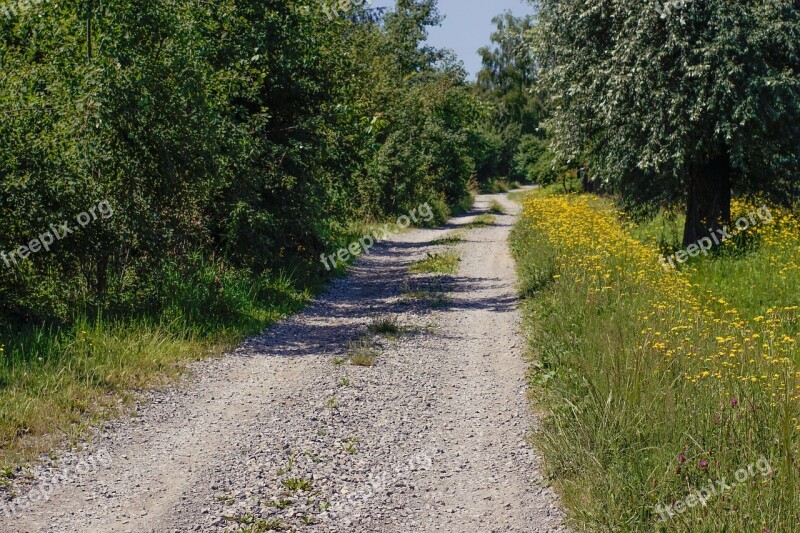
<box><xmin>683</xmin><ymin>152</ymin><xmax>732</xmax><ymax>246</ymax></box>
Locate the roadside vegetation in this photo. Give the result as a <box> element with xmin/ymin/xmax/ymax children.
<box><xmin>0</xmin><ymin>0</ymin><xmax>529</xmax><ymax>467</ymax></box>
<box><xmin>512</xmin><ymin>191</ymin><xmax>800</xmax><ymax>531</ymax></box>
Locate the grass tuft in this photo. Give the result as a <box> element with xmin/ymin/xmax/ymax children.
<box><xmin>410</xmin><ymin>251</ymin><xmax>461</xmax><ymax>275</ymax></box>
<box><xmin>469</xmin><ymin>214</ymin><xmax>496</xmax><ymax>228</ymax></box>
<box><xmin>368</xmin><ymin>315</ymin><xmax>401</xmax><ymax>336</ymax></box>
<box><xmin>348</xmin><ymin>338</ymin><xmax>379</xmax><ymax>367</ymax></box>
<box><xmin>431</xmin><ymin>233</ymin><xmax>465</xmax><ymax>246</ymax></box>
<box><xmin>487</xmin><ymin>200</ymin><xmax>506</xmax><ymax>215</ymax></box>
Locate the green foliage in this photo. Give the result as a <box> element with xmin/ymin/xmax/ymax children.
<box><xmin>0</xmin><ymin>0</ymin><xmax>481</xmax><ymax>325</ymax></box>
<box><xmin>513</xmin><ymin>134</ymin><xmax>562</xmax><ymax>185</ymax></box>
<box><xmin>0</xmin><ymin>0</ymin><xmax>486</xmax><ymax>461</ymax></box>
<box><xmin>532</xmin><ymin>0</ymin><xmax>800</xmax><ymax>230</ymax></box>
<box><xmin>472</xmin><ymin>11</ymin><xmax>545</xmax><ymax>185</ymax></box>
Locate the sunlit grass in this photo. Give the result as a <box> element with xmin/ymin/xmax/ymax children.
<box><xmin>0</xmin><ymin>271</ymin><xmax>310</xmax><ymax>470</ymax></box>
<box><xmin>488</xmin><ymin>200</ymin><xmax>506</xmax><ymax>215</ymax></box>
<box><xmin>468</xmin><ymin>214</ymin><xmax>496</xmax><ymax>228</ymax></box>
<box><xmin>410</xmin><ymin>251</ymin><xmax>461</xmax><ymax>275</ymax></box>
<box><xmin>512</xmin><ymin>194</ymin><xmax>800</xmax><ymax>531</ymax></box>
<box><xmin>431</xmin><ymin>233</ymin><xmax>465</xmax><ymax>246</ymax></box>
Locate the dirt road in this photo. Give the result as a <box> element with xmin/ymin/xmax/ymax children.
<box><xmin>0</xmin><ymin>192</ymin><xmax>566</xmax><ymax>532</ymax></box>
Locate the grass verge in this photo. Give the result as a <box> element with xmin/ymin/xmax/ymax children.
<box><xmin>511</xmin><ymin>193</ymin><xmax>800</xmax><ymax>532</ymax></box>
<box><xmin>0</xmin><ymin>270</ymin><xmax>310</xmax><ymax>472</ymax></box>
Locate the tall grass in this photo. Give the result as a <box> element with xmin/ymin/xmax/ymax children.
<box><xmin>0</xmin><ymin>260</ymin><xmax>311</xmax><ymax>470</ymax></box>
<box><xmin>511</xmin><ymin>193</ymin><xmax>800</xmax><ymax>532</ymax></box>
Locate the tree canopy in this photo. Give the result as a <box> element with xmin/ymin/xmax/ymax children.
<box><xmin>0</xmin><ymin>0</ymin><xmax>488</xmax><ymax>324</ymax></box>
<box><xmin>532</xmin><ymin>0</ymin><xmax>800</xmax><ymax>243</ymax></box>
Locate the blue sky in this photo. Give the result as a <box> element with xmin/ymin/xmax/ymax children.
<box><xmin>370</xmin><ymin>0</ymin><xmax>535</xmax><ymax>79</ymax></box>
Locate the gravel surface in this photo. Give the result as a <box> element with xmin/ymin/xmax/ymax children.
<box><xmin>0</xmin><ymin>192</ymin><xmax>567</xmax><ymax>532</ymax></box>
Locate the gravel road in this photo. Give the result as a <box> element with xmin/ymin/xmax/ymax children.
<box><xmin>0</xmin><ymin>192</ymin><xmax>567</xmax><ymax>532</ymax></box>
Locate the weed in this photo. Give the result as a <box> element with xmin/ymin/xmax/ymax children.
<box><xmin>337</xmin><ymin>376</ymin><xmax>351</xmax><ymax>387</ymax></box>
<box><xmin>303</xmin><ymin>450</ymin><xmax>323</xmax><ymax>463</ymax></box>
<box><xmin>227</xmin><ymin>513</ymin><xmax>287</xmax><ymax>531</ymax></box>
<box><xmin>469</xmin><ymin>214</ymin><xmax>496</xmax><ymax>228</ymax></box>
<box><xmin>215</xmin><ymin>494</ymin><xmax>235</xmax><ymax>505</ymax></box>
<box><xmin>325</xmin><ymin>397</ymin><xmax>338</xmax><ymax>409</ymax></box>
<box><xmin>267</xmin><ymin>497</ymin><xmax>293</xmax><ymax>509</ymax></box>
<box><xmin>343</xmin><ymin>443</ymin><xmax>358</xmax><ymax>454</ymax></box>
<box><xmin>281</xmin><ymin>477</ymin><xmax>314</xmax><ymax>492</ymax></box>
<box><xmin>276</xmin><ymin>452</ymin><xmax>297</xmax><ymax>476</ymax></box>
<box><xmin>332</xmin><ymin>357</ymin><xmax>345</xmax><ymax>366</ymax></box>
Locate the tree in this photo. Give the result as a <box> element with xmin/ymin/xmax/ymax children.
<box><xmin>532</xmin><ymin>0</ymin><xmax>800</xmax><ymax>244</ymax></box>
<box><xmin>474</xmin><ymin>12</ymin><xmax>544</xmax><ymax>183</ymax></box>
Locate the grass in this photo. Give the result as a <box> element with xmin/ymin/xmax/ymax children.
<box><xmin>487</xmin><ymin>200</ymin><xmax>506</xmax><ymax>215</ymax></box>
<box><xmin>511</xmin><ymin>193</ymin><xmax>800</xmax><ymax>531</ymax></box>
<box><xmin>0</xmin><ymin>265</ymin><xmax>315</xmax><ymax>472</ymax></box>
<box><xmin>431</xmin><ymin>233</ymin><xmax>465</xmax><ymax>246</ymax></box>
<box><xmin>399</xmin><ymin>282</ymin><xmax>450</xmax><ymax>308</ymax></box>
<box><xmin>348</xmin><ymin>338</ymin><xmax>379</xmax><ymax>367</ymax></box>
<box><xmin>468</xmin><ymin>214</ymin><xmax>496</xmax><ymax>228</ymax></box>
<box><xmin>368</xmin><ymin>315</ymin><xmax>401</xmax><ymax>336</ymax></box>
<box><xmin>410</xmin><ymin>251</ymin><xmax>461</xmax><ymax>275</ymax></box>
<box><xmin>237</xmin><ymin>517</ymin><xmax>286</xmax><ymax>532</ymax></box>
<box><xmin>281</xmin><ymin>477</ymin><xmax>314</xmax><ymax>492</ymax></box>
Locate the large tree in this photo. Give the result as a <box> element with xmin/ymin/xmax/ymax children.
<box><xmin>533</xmin><ymin>0</ymin><xmax>800</xmax><ymax>244</ymax></box>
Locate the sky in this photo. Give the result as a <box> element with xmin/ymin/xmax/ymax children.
<box><xmin>370</xmin><ymin>0</ymin><xmax>536</xmax><ymax>79</ymax></box>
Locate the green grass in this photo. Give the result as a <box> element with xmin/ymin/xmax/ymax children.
<box><xmin>409</xmin><ymin>251</ymin><xmax>461</xmax><ymax>275</ymax></box>
<box><xmin>281</xmin><ymin>477</ymin><xmax>314</xmax><ymax>492</ymax></box>
<box><xmin>511</xmin><ymin>195</ymin><xmax>800</xmax><ymax>532</ymax></box>
<box><xmin>367</xmin><ymin>315</ymin><xmax>401</xmax><ymax>336</ymax></box>
<box><xmin>348</xmin><ymin>338</ymin><xmax>379</xmax><ymax>367</ymax></box>
<box><xmin>468</xmin><ymin>214</ymin><xmax>496</xmax><ymax>228</ymax></box>
<box><xmin>0</xmin><ymin>256</ymin><xmax>319</xmax><ymax>471</ymax></box>
<box><xmin>399</xmin><ymin>284</ymin><xmax>450</xmax><ymax>308</ymax></box>
<box><xmin>487</xmin><ymin>200</ymin><xmax>506</xmax><ymax>215</ymax></box>
<box><xmin>431</xmin><ymin>233</ymin><xmax>465</xmax><ymax>246</ymax></box>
